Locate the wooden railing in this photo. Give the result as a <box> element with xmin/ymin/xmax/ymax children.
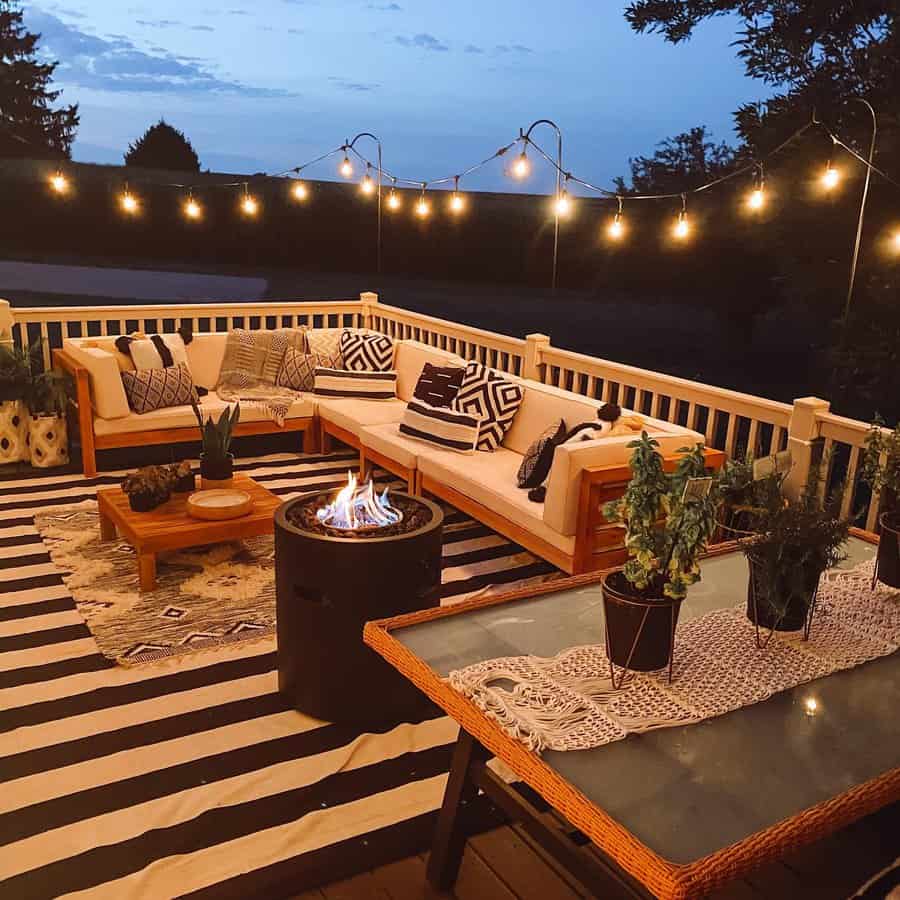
<box><xmin>3</xmin><ymin>292</ymin><xmax>888</xmax><ymax>528</ymax></box>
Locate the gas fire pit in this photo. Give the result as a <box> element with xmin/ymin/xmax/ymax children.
<box><xmin>275</xmin><ymin>472</ymin><xmax>443</xmax><ymax>725</ymax></box>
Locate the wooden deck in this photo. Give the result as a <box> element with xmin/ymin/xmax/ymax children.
<box><xmin>299</xmin><ymin>801</ymin><xmax>899</xmax><ymax>900</ymax></box>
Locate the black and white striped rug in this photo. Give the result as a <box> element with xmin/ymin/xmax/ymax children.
<box><xmin>0</xmin><ymin>451</ymin><xmax>557</xmax><ymax>899</ymax></box>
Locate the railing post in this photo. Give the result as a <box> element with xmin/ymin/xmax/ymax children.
<box><xmin>359</xmin><ymin>291</ymin><xmax>379</xmax><ymax>330</ymax></box>
<box><xmin>0</xmin><ymin>299</ymin><xmax>13</xmax><ymax>349</ymax></box>
<box><xmin>523</xmin><ymin>333</ymin><xmax>550</xmax><ymax>382</ymax></box>
<box><xmin>785</xmin><ymin>397</ymin><xmax>830</xmax><ymax>499</ymax></box>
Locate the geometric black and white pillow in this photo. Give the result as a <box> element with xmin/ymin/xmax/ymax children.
<box><xmin>121</xmin><ymin>364</ymin><xmax>197</xmax><ymax>414</ymax></box>
<box><xmin>517</xmin><ymin>418</ymin><xmax>566</xmax><ymax>488</ymax></box>
<box><xmin>452</xmin><ymin>361</ymin><xmax>524</xmax><ymax>452</ymax></box>
<box><xmin>276</xmin><ymin>347</ymin><xmax>318</xmax><ymax>392</ymax></box>
<box><xmin>340</xmin><ymin>330</ymin><xmax>394</xmax><ymax>372</ymax></box>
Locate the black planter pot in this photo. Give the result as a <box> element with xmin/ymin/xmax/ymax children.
<box><xmin>601</xmin><ymin>571</ymin><xmax>682</xmax><ymax>673</ymax></box>
<box><xmin>200</xmin><ymin>453</ymin><xmax>233</xmax><ymax>483</ymax></box>
<box><xmin>875</xmin><ymin>512</ymin><xmax>900</xmax><ymax>589</ymax></box>
<box><xmin>173</xmin><ymin>471</ymin><xmax>196</xmax><ymax>493</ymax></box>
<box><xmin>746</xmin><ymin>552</ymin><xmax>823</xmax><ymax>631</ymax></box>
<box><xmin>127</xmin><ymin>490</ymin><xmax>168</xmax><ymax>512</ymax></box>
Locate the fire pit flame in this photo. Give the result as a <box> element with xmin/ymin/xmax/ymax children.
<box><xmin>316</xmin><ymin>471</ymin><xmax>402</xmax><ymax>531</ymax></box>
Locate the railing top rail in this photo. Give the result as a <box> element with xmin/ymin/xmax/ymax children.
<box><xmin>541</xmin><ymin>343</ymin><xmax>793</xmax><ymax>419</ymax></box>
<box><xmin>10</xmin><ymin>299</ymin><xmax>362</xmax><ymax>320</ymax></box>
<box><xmin>816</xmin><ymin>410</ymin><xmax>882</xmax><ymax>445</ymax></box>
<box><xmin>373</xmin><ymin>303</ymin><xmax>527</xmax><ymax>350</ymax></box>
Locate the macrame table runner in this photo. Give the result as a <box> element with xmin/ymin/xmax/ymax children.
<box><xmin>449</xmin><ymin>560</ymin><xmax>900</xmax><ymax>753</ymax></box>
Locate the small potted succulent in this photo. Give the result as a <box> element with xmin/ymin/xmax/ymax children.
<box><xmin>861</xmin><ymin>418</ymin><xmax>900</xmax><ymax>588</ymax></box>
<box><xmin>121</xmin><ymin>465</ymin><xmax>177</xmax><ymax>512</ymax></box>
<box><xmin>602</xmin><ymin>433</ymin><xmax>718</xmax><ymax>673</ymax></box>
<box><xmin>0</xmin><ymin>342</ymin><xmax>34</xmax><ymax>464</ymax></box>
<box><xmin>168</xmin><ymin>460</ymin><xmax>196</xmax><ymax>493</ymax></box>
<box><xmin>25</xmin><ymin>367</ymin><xmax>71</xmax><ymax>468</ymax></box>
<box><xmin>741</xmin><ymin>465</ymin><xmax>849</xmax><ymax>632</ymax></box>
<box><xmin>191</xmin><ymin>398</ymin><xmax>240</xmax><ymax>488</ymax></box>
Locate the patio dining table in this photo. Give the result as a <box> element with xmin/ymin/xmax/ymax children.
<box><xmin>364</xmin><ymin>535</ymin><xmax>900</xmax><ymax>899</ymax></box>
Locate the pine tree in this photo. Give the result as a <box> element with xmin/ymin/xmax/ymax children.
<box><xmin>124</xmin><ymin>120</ymin><xmax>201</xmax><ymax>172</ymax></box>
<box><xmin>0</xmin><ymin>0</ymin><xmax>79</xmax><ymax>158</ymax></box>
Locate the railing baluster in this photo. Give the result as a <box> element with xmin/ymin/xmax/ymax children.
<box><xmin>747</xmin><ymin>419</ymin><xmax>760</xmax><ymax>457</ymax></box>
<box><xmin>725</xmin><ymin>414</ymin><xmax>738</xmax><ymax>457</ymax></box>
<box><xmin>840</xmin><ymin>445</ymin><xmax>861</xmax><ymax>521</ymax></box>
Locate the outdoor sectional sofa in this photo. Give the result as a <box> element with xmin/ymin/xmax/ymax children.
<box><xmin>55</xmin><ymin>329</ymin><xmax>724</xmax><ymax>575</ymax></box>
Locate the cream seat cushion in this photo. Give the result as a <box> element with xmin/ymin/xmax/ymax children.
<box><xmin>416</xmin><ymin>446</ymin><xmax>575</xmax><ymax>557</ymax></box>
<box><xmin>394</xmin><ymin>341</ymin><xmax>466</xmax><ymax>402</ymax></box>
<box><xmin>94</xmin><ymin>391</ymin><xmax>315</xmax><ymax>436</ymax></box>
<box><xmin>360</xmin><ymin>422</ymin><xmax>425</xmax><ymax>470</ymax></box>
<box><xmin>316</xmin><ymin>397</ymin><xmax>408</xmax><ymax>438</ymax></box>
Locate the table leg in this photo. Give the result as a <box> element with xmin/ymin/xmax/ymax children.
<box><xmin>426</xmin><ymin>729</ymin><xmax>490</xmax><ymax>891</ymax></box>
<box><xmin>99</xmin><ymin>509</ymin><xmax>117</xmax><ymax>541</ymax></box>
<box><xmin>138</xmin><ymin>552</ymin><xmax>156</xmax><ymax>592</ymax></box>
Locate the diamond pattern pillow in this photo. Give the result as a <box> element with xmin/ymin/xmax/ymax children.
<box><xmin>452</xmin><ymin>362</ymin><xmax>524</xmax><ymax>451</ymax></box>
<box><xmin>121</xmin><ymin>364</ymin><xmax>196</xmax><ymax>414</ymax></box>
<box><xmin>277</xmin><ymin>347</ymin><xmax>318</xmax><ymax>392</ymax></box>
<box><xmin>340</xmin><ymin>331</ymin><xmax>394</xmax><ymax>372</ymax></box>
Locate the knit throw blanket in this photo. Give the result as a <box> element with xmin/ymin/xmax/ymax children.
<box><xmin>449</xmin><ymin>559</ymin><xmax>900</xmax><ymax>753</ymax></box>
<box><xmin>215</xmin><ymin>328</ymin><xmax>304</xmax><ymax>426</ymax></box>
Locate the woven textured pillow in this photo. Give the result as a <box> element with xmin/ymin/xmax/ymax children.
<box><xmin>121</xmin><ymin>364</ymin><xmax>196</xmax><ymax>414</ymax></box>
<box><xmin>306</xmin><ymin>329</ymin><xmax>344</xmax><ymax>369</ymax></box>
<box><xmin>340</xmin><ymin>330</ymin><xmax>394</xmax><ymax>372</ymax></box>
<box><xmin>276</xmin><ymin>347</ymin><xmax>318</xmax><ymax>392</ymax></box>
<box><xmin>517</xmin><ymin>419</ymin><xmax>567</xmax><ymax>489</ymax></box>
<box><xmin>399</xmin><ymin>399</ymin><xmax>480</xmax><ymax>454</ymax></box>
<box><xmin>453</xmin><ymin>362</ymin><xmax>524</xmax><ymax>451</ymax></box>
<box><xmin>313</xmin><ymin>367</ymin><xmax>397</xmax><ymax>400</ymax></box>
<box><xmin>412</xmin><ymin>363</ymin><xmax>465</xmax><ymax>407</ymax></box>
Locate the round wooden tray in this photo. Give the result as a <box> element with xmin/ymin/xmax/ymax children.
<box><xmin>186</xmin><ymin>489</ymin><xmax>253</xmax><ymax>521</ymax></box>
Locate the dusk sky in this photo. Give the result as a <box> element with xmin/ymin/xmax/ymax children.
<box><xmin>27</xmin><ymin>2</ymin><xmax>763</xmax><ymax>193</ymax></box>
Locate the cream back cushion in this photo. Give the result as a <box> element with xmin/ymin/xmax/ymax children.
<box><xmin>394</xmin><ymin>340</ymin><xmax>466</xmax><ymax>402</ymax></box>
<box><xmin>186</xmin><ymin>333</ymin><xmax>228</xmax><ymax>390</ymax></box>
<box><xmin>62</xmin><ymin>340</ymin><xmax>130</xmax><ymax>419</ymax></box>
<box><xmin>543</xmin><ymin>430</ymin><xmax>704</xmax><ymax>537</ymax></box>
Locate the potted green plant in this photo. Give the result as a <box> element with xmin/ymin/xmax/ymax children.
<box><xmin>121</xmin><ymin>465</ymin><xmax>176</xmax><ymax>512</ymax></box>
<box><xmin>717</xmin><ymin>453</ymin><xmax>788</xmax><ymax>541</ymax></box>
<box><xmin>25</xmin><ymin>367</ymin><xmax>71</xmax><ymax>468</ymax></box>
<box><xmin>861</xmin><ymin>418</ymin><xmax>900</xmax><ymax>588</ymax></box>
<box><xmin>191</xmin><ymin>398</ymin><xmax>240</xmax><ymax>488</ymax></box>
<box><xmin>741</xmin><ymin>465</ymin><xmax>849</xmax><ymax>633</ymax></box>
<box><xmin>602</xmin><ymin>433</ymin><xmax>719</xmax><ymax>673</ymax></box>
<box><xmin>0</xmin><ymin>343</ymin><xmax>34</xmax><ymax>464</ymax></box>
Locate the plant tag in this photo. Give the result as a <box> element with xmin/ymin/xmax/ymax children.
<box><xmin>753</xmin><ymin>450</ymin><xmax>792</xmax><ymax>480</ymax></box>
<box><xmin>682</xmin><ymin>476</ymin><xmax>713</xmax><ymax>502</ymax></box>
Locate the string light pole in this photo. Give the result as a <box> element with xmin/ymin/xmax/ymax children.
<box><xmin>521</xmin><ymin>119</ymin><xmax>564</xmax><ymax>290</ymax></box>
<box><xmin>345</xmin><ymin>132</ymin><xmax>383</xmax><ymax>274</ymax></box>
<box><xmin>842</xmin><ymin>98</ymin><xmax>877</xmax><ymax>328</ymax></box>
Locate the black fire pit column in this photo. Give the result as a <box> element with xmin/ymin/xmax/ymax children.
<box><xmin>275</xmin><ymin>492</ymin><xmax>443</xmax><ymax>726</ymax></box>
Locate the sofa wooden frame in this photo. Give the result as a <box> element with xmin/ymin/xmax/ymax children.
<box><xmin>54</xmin><ymin>348</ymin><xmax>317</xmax><ymax>478</ymax></box>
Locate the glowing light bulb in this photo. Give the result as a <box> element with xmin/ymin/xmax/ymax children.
<box><xmin>415</xmin><ymin>197</ymin><xmax>430</xmax><ymax>218</ymax></box>
<box><xmin>50</xmin><ymin>172</ymin><xmax>68</xmax><ymax>194</ymax></box>
<box><xmin>554</xmin><ymin>189</ymin><xmax>571</xmax><ymax>217</ymax></box>
<box><xmin>387</xmin><ymin>189</ymin><xmax>401</xmax><ymax>211</ymax></box>
<box><xmin>449</xmin><ymin>192</ymin><xmax>465</xmax><ymax>214</ymax></box>
<box><xmin>748</xmin><ymin>188</ymin><xmax>765</xmax><ymax>210</ymax></box>
<box><xmin>512</xmin><ymin>151</ymin><xmax>530</xmax><ymax>179</ymax></box>
<box><xmin>673</xmin><ymin>214</ymin><xmax>690</xmax><ymax>240</ymax></box>
<box><xmin>608</xmin><ymin>214</ymin><xmax>624</xmax><ymax>240</ymax></box>
<box><xmin>339</xmin><ymin>156</ymin><xmax>353</xmax><ymax>178</ymax></box>
<box><xmin>291</xmin><ymin>180</ymin><xmax>308</xmax><ymax>201</ymax></box>
<box><xmin>822</xmin><ymin>165</ymin><xmax>840</xmax><ymax>190</ymax></box>
<box><xmin>241</xmin><ymin>194</ymin><xmax>259</xmax><ymax>216</ymax></box>
<box><xmin>360</xmin><ymin>174</ymin><xmax>375</xmax><ymax>196</ymax></box>
<box><xmin>120</xmin><ymin>191</ymin><xmax>139</xmax><ymax>214</ymax></box>
<box><xmin>184</xmin><ymin>197</ymin><xmax>202</xmax><ymax>220</ymax></box>
<box><xmin>804</xmin><ymin>697</ymin><xmax>819</xmax><ymax>716</ymax></box>
<box><xmin>892</xmin><ymin>230</ymin><xmax>900</xmax><ymax>253</ymax></box>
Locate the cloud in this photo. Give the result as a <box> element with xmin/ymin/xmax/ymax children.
<box><xmin>464</xmin><ymin>44</ymin><xmax>483</xmax><ymax>54</ymax></box>
<box><xmin>394</xmin><ymin>32</ymin><xmax>448</xmax><ymax>52</ymax></box>
<box><xmin>190</xmin><ymin>24</ymin><xmax>216</xmax><ymax>32</ymax></box>
<box><xmin>493</xmin><ymin>43</ymin><xmax>533</xmax><ymax>54</ymax></box>
<box><xmin>287</xmin><ymin>27</ymin><xmax>303</xmax><ymax>34</ymax></box>
<box><xmin>369</xmin><ymin>2</ymin><xmax>402</xmax><ymax>9</ymax></box>
<box><xmin>328</xmin><ymin>76</ymin><xmax>380</xmax><ymax>92</ymax></box>
<box><xmin>135</xmin><ymin>18</ymin><xmax>182</xmax><ymax>28</ymax></box>
<box><xmin>27</xmin><ymin>8</ymin><xmax>287</xmax><ymax>97</ymax></box>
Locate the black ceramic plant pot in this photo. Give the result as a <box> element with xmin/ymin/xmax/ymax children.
<box><xmin>127</xmin><ymin>491</ymin><xmax>167</xmax><ymax>513</ymax></box>
<box><xmin>173</xmin><ymin>470</ymin><xmax>196</xmax><ymax>493</ymax></box>
<box><xmin>876</xmin><ymin>512</ymin><xmax>900</xmax><ymax>589</ymax></box>
<box><xmin>200</xmin><ymin>453</ymin><xmax>234</xmax><ymax>484</ymax></box>
<box><xmin>746</xmin><ymin>552</ymin><xmax>823</xmax><ymax>631</ymax></box>
<box><xmin>601</xmin><ymin>571</ymin><xmax>682</xmax><ymax>672</ymax></box>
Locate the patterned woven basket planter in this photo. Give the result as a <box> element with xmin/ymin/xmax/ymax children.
<box><xmin>0</xmin><ymin>400</ymin><xmax>29</xmax><ymax>464</ymax></box>
<box><xmin>26</xmin><ymin>414</ymin><xmax>69</xmax><ymax>468</ymax></box>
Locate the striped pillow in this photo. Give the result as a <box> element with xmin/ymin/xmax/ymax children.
<box><xmin>313</xmin><ymin>367</ymin><xmax>397</xmax><ymax>400</ymax></box>
<box><xmin>399</xmin><ymin>399</ymin><xmax>480</xmax><ymax>454</ymax></box>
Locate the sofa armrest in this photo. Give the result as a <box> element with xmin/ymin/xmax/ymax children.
<box><xmin>61</xmin><ymin>340</ymin><xmax>130</xmax><ymax>419</ymax></box>
<box><xmin>54</xmin><ymin>348</ymin><xmax>99</xmax><ymax>477</ymax></box>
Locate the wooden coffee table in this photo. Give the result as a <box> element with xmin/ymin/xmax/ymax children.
<box><xmin>97</xmin><ymin>474</ymin><xmax>281</xmax><ymax>592</ymax></box>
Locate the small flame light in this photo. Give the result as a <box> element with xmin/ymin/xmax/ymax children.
<box><xmin>415</xmin><ymin>196</ymin><xmax>430</xmax><ymax>218</ymax></box>
<box><xmin>360</xmin><ymin>172</ymin><xmax>375</xmax><ymax>196</ymax></box>
<box><xmin>387</xmin><ymin>189</ymin><xmax>401</xmax><ymax>210</ymax></box>
<box><xmin>554</xmin><ymin>189</ymin><xmax>571</xmax><ymax>217</ymax></box>
<box><xmin>892</xmin><ymin>230</ymin><xmax>900</xmax><ymax>253</ymax></box>
<box><xmin>449</xmin><ymin>192</ymin><xmax>465</xmax><ymax>214</ymax></box>
<box><xmin>673</xmin><ymin>213</ymin><xmax>690</xmax><ymax>240</ymax></box>
<box><xmin>803</xmin><ymin>696</ymin><xmax>819</xmax><ymax>717</ymax></box>
<box><xmin>822</xmin><ymin>165</ymin><xmax>840</xmax><ymax>190</ymax></box>
<box><xmin>241</xmin><ymin>194</ymin><xmax>259</xmax><ymax>217</ymax></box>
<box><xmin>184</xmin><ymin>197</ymin><xmax>202</xmax><ymax>220</ymax></box>
<box><xmin>316</xmin><ymin>471</ymin><xmax>402</xmax><ymax>531</ymax></box>
<box><xmin>748</xmin><ymin>187</ymin><xmax>765</xmax><ymax>210</ymax></box>
<box><xmin>50</xmin><ymin>171</ymin><xmax>68</xmax><ymax>194</ymax></box>
<box><xmin>512</xmin><ymin>150</ymin><xmax>530</xmax><ymax>179</ymax></box>
<box><xmin>291</xmin><ymin>180</ymin><xmax>308</xmax><ymax>201</ymax></box>
<box><xmin>339</xmin><ymin>155</ymin><xmax>353</xmax><ymax>178</ymax></box>
<box><xmin>608</xmin><ymin>213</ymin><xmax>625</xmax><ymax>240</ymax></box>
<box><xmin>120</xmin><ymin>191</ymin><xmax>139</xmax><ymax>215</ymax></box>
